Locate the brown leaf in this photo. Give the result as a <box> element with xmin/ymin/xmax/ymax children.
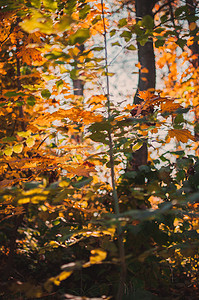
<box><xmin>168</xmin><ymin>129</ymin><xmax>195</xmax><ymax>143</ymax></box>
<box><xmin>161</xmin><ymin>100</ymin><xmax>181</xmax><ymax>113</ymax></box>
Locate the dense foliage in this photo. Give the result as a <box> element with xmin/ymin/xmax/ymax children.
<box><xmin>1</xmin><ymin>0</ymin><xmax>199</xmax><ymax>299</ymax></box>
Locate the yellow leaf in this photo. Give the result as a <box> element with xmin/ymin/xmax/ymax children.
<box><xmin>49</xmin><ymin>241</ymin><xmax>60</xmax><ymax>248</ymax></box>
<box><xmin>59</xmin><ymin>180</ymin><xmax>70</xmax><ymax>187</ymax></box>
<box><xmin>17</xmin><ymin>130</ymin><xmax>31</xmax><ymax>138</ymax></box>
<box><xmin>168</xmin><ymin>129</ymin><xmax>195</xmax><ymax>143</ymax></box>
<box><xmin>90</xmin><ymin>249</ymin><xmax>107</xmax><ymax>264</ymax></box>
<box><xmin>58</xmin><ymin>271</ymin><xmax>72</xmax><ymax>282</ymax></box>
<box><xmin>26</xmin><ymin>137</ymin><xmax>35</xmax><ymax>148</ymax></box>
<box><xmin>18</xmin><ymin>198</ymin><xmax>31</xmax><ymax>204</ymax></box>
<box><xmin>4</xmin><ymin>147</ymin><xmax>13</xmax><ymax>156</ymax></box>
<box><xmin>13</xmin><ymin>144</ymin><xmax>24</xmax><ymax>153</ymax></box>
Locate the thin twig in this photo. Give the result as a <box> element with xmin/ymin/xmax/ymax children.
<box><xmin>101</xmin><ymin>1</ymin><xmax>126</xmax><ymax>299</ymax></box>
<box><xmin>37</xmin><ymin>134</ymin><xmax>51</xmax><ymax>150</ymax></box>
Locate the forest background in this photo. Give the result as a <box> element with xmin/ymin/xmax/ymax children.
<box><xmin>1</xmin><ymin>0</ymin><xmax>199</xmax><ymax>299</ymax></box>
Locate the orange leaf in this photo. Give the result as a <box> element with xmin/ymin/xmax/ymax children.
<box><xmin>168</xmin><ymin>129</ymin><xmax>195</xmax><ymax>143</ymax></box>
<box><xmin>138</xmin><ymin>91</ymin><xmax>154</xmax><ymax>101</ymax></box>
<box><xmin>189</xmin><ymin>22</ymin><xmax>197</xmax><ymax>31</ymax></box>
<box><xmin>141</xmin><ymin>68</ymin><xmax>149</xmax><ymax>73</ymax></box>
<box><xmin>66</xmin><ymin>164</ymin><xmax>95</xmax><ymax>177</ymax></box>
<box><xmin>160</xmin><ymin>100</ymin><xmax>181</xmax><ymax>113</ymax></box>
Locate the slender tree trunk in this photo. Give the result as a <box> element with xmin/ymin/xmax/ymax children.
<box><xmin>72</xmin><ymin>44</ymin><xmax>84</xmax><ymax>143</ymax></box>
<box><xmin>131</xmin><ymin>0</ymin><xmax>156</xmax><ymax>169</ymax></box>
<box><xmin>186</xmin><ymin>0</ymin><xmax>199</xmax><ymax>147</ymax></box>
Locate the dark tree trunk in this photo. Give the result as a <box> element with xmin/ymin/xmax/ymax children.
<box><xmin>72</xmin><ymin>44</ymin><xmax>84</xmax><ymax>96</ymax></box>
<box><xmin>134</xmin><ymin>0</ymin><xmax>156</xmax><ymax>104</ymax></box>
<box><xmin>186</xmin><ymin>0</ymin><xmax>199</xmax><ymax>68</ymax></box>
<box><xmin>131</xmin><ymin>0</ymin><xmax>156</xmax><ymax>170</ymax></box>
<box><xmin>186</xmin><ymin>0</ymin><xmax>199</xmax><ymax>144</ymax></box>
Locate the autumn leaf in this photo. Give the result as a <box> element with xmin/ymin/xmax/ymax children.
<box><xmin>4</xmin><ymin>147</ymin><xmax>13</xmax><ymax>156</ymax></box>
<box><xmin>13</xmin><ymin>144</ymin><xmax>24</xmax><ymax>153</ymax></box>
<box><xmin>66</xmin><ymin>164</ymin><xmax>95</xmax><ymax>177</ymax></box>
<box><xmin>26</xmin><ymin>137</ymin><xmax>35</xmax><ymax>148</ymax></box>
<box><xmin>189</xmin><ymin>22</ymin><xmax>197</xmax><ymax>31</ymax></box>
<box><xmin>168</xmin><ymin>129</ymin><xmax>195</xmax><ymax>143</ymax></box>
<box><xmin>141</xmin><ymin>67</ymin><xmax>149</xmax><ymax>73</ymax></box>
<box><xmin>90</xmin><ymin>249</ymin><xmax>107</xmax><ymax>264</ymax></box>
<box><xmin>138</xmin><ymin>91</ymin><xmax>155</xmax><ymax>101</ymax></box>
<box><xmin>160</xmin><ymin>100</ymin><xmax>181</xmax><ymax>113</ymax></box>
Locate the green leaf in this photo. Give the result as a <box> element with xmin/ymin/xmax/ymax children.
<box><xmin>41</xmin><ymin>89</ymin><xmax>51</xmax><ymax>99</ymax></box>
<box><xmin>69</xmin><ymin>28</ymin><xmax>90</xmax><ymax>45</ymax></box>
<box><xmin>57</xmin><ymin>15</ymin><xmax>73</xmax><ymax>32</ymax></box>
<box><xmin>72</xmin><ymin>177</ymin><xmax>92</xmax><ymax>188</ymax></box>
<box><xmin>120</xmin><ymin>30</ymin><xmax>132</xmax><ymax>41</ymax></box>
<box><xmin>142</xmin><ymin>15</ymin><xmax>154</xmax><ymax>29</ymax></box>
<box><xmin>92</xmin><ymin>15</ymin><xmax>101</xmax><ymax>25</ymax></box>
<box><xmin>54</xmin><ymin>61</ymin><xmax>65</xmax><ymax>64</ymax></box>
<box><xmin>31</xmin><ymin>0</ymin><xmax>41</xmax><ymax>8</ymax></box>
<box><xmin>125</xmin><ymin>171</ymin><xmax>137</xmax><ymax>179</ymax></box>
<box><xmin>79</xmin><ymin>4</ymin><xmax>90</xmax><ymax>20</ymax></box>
<box><xmin>176</xmin><ymin>38</ymin><xmax>186</xmax><ymax>49</ymax></box>
<box><xmin>13</xmin><ymin>144</ymin><xmax>23</xmax><ymax>153</ymax></box>
<box><xmin>2</xmin><ymin>137</ymin><xmax>16</xmax><ymax>143</ymax></box>
<box><xmin>110</xmin><ymin>29</ymin><xmax>116</xmax><ymax>37</ymax></box>
<box><xmin>56</xmin><ymin>79</ymin><xmax>64</xmax><ymax>93</ymax></box>
<box><xmin>43</xmin><ymin>0</ymin><xmax>57</xmax><ymax>11</ymax></box>
<box><xmin>27</xmin><ymin>95</ymin><xmax>36</xmax><ymax>106</ymax></box>
<box><xmin>175</xmin><ymin>6</ymin><xmax>187</xmax><ymax>17</ymax></box>
<box><xmin>132</xmin><ymin>142</ymin><xmax>143</xmax><ymax>151</ymax></box>
<box><xmin>20</xmin><ymin>10</ymin><xmax>53</xmax><ymax>34</ymax></box>
<box><xmin>154</xmin><ymin>27</ymin><xmax>164</xmax><ymax>34</ymax></box>
<box><xmin>139</xmin><ymin>39</ymin><xmax>148</xmax><ymax>46</ymax></box>
<box><xmin>111</xmin><ymin>42</ymin><xmax>121</xmax><ymax>47</ymax></box>
<box><xmin>91</xmin><ymin>47</ymin><xmax>104</xmax><ymax>51</ymax></box>
<box><xmin>4</xmin><ymin>91</ymin><xmax>25</xmax><ymax>97</ymax></box>
<box><xmin>155</xmin><ymin>39</ymin><xmax>165</xmax><ymax>48</ymax></box>
<box><xmin>126</xmin><ymin>44</ymin><xmax>136</xmax><ymax>51</ymax></box>
<box><xmin>118</xmin><ymin>18</ymin><xmax>127</xmax><ymax>28</ymax></box>
<box><xmin>160</xmin><ymin>14</ymin><xmax>169</xmax><ymax>24</ymax></box>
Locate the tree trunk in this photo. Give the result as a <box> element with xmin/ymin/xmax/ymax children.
<box><xmin>186</xmin><ymin>0</ymin><xmax>199</xmax><ymax>146</ymax></box>
<box><xmin>131</xmin><ymin>0</ymin><xmax>156</xmax><ymax>170</ymax></box>
<box><xmin>72</xmin><ymin>44</ymin><xmax>84</xmax><ymax>143</ymax></box>
<box><xmin>186</xmin><ymin>0</ymin><xmax>199</xmax><ymax>68</ymax></box>
<box><xmin>72</xmin><ymin>44</ymin><xmax>84</xmax><ymax>96</ymax></box>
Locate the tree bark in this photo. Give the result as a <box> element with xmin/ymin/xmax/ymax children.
<box><xmin>72</xmin><ymin>44</ymin><xmax>84</xmax><ymax>143</ymax></box>
<box><xmin>186</xmin><ymin>0</ymin><xmax>199</xmax><ymax>68</ymax></box>
<box><xmin>72</xmin><ymin>44</ymin><xmax>84</xmax><ymax>96</ymax></box>
<box><xmin>131</xmin><ymin>0</ymin><xmax>156</xmax><ymax>170</ymax></box>
<box><xmin>186</xmin><ymin>0</ymin><xmax>199</xmax><ymax>146</ymax></box>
